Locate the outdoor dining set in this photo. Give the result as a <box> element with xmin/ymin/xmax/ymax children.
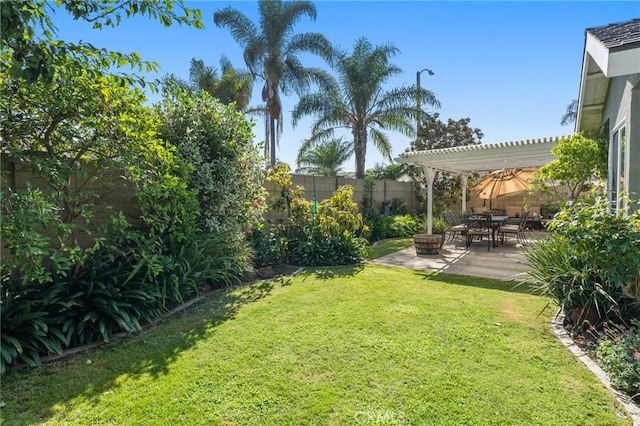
<box><xmin>444</xmin><ymin>210</ymin><xmax>532</xmax><ymax>251</ymax></box>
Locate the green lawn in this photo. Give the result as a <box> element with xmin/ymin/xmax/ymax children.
<box><xmin>367</xmin><ymin>237</ymin><xmax>414</xmax><ymax>259</ymax></box>
<box><xmin>1</xmin><ymin>265</ymin><xmax>630</xmax><ymax>425</ymax></box>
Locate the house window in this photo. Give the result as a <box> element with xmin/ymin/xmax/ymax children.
<box><xmin>609</xmin><ymin>122</ymin><xmax>626</xmax><ymax>211</ymax></box>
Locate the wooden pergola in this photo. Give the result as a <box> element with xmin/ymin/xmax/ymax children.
<box><xmin>396</xmin><ymin>136</ymin><xmax>567</xmax><ymax>234</ymax></box>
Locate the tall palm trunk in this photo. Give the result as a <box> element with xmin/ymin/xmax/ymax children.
<box><xmin>354</xmin><ymin>127</ymin><xmax>367</xmax><ymax>178</ymax></box>
<box><xmin>270</xmin><ymin>116</ymin><xmax>277</xmax><ymax>167</ymax></box>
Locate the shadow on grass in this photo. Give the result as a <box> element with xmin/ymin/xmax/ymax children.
<box><xmin>412</xmin><ymin>269</ymin><xmax>535</xmax><ymax>295</ymax></box>
<box><xmin>300</xmin><ymin>264</ymin><xmax>365</xmax><ymax>281</ymax></box>
<box><xmin>1</xmin><ymin>276</ymin><xmax>288</xmax><ymax>423</ymax></box>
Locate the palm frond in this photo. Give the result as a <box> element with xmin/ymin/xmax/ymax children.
<box><xmin>369</xmin><ymin>128</ymin><xmax>392</xmax><ymax>161</ymax></box>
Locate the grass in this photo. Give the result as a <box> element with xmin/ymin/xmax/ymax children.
<box><xmin>1</xmin><ymin>265</ymin><xmax>631</xmax><ymax>425</ymax></box>
<box><xmin>367</xmin><ymin>237</ymin><xmax>413</xmax><ymax>259</ymax></box>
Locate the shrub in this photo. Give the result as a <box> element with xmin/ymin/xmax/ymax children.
<box><xmin>262</xmin><ymin>172</ymin><xmax>368</xmax><ymax>266</ymax></box>
<box><xmin>595</xmin><ymin>321</ymin><xmax>640</xmax><ymax>401</ymax></box>
<box><xmin>366</xmin><ymin>214</ymin><xmax>419</xmax><ymax>241</ymax></box>
<box><xmin>156</xmin><ymin>89</ymin><xmax>266</xmax><ymax>238</ymax></box>
<box><xmin>293</xmin><ymin>222</ymin><xmax>368</xmax><ymax>266</ymax></box>
<box><xmin>293</xmin><ymin>186</ymin><xmax>368</xmax><ymax>266</ymax></box>
<box><xmin>525</xmin><ymin>196</ymin><xmax>640</xmax><ymax>325</ymax></box>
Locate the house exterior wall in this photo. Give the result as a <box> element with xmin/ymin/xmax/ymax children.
<box><xmin>603</xmin><ymin>73</ymin><xmax>640</xmax><ymax>211</ymax></box>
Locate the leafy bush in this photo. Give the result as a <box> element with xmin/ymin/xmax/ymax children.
<box><xmin>156</xmin><ymin>89</ymin><xmax>266</xmax><ymax>238</ymax></box>
<box><xmin>367</xmin><ymin>214</ymin><xmax>419</xmax><ymax>241</ymax></box>
<box><xmin>293</xmin><ymin>222</ymin><xmax>368</xmax><ymax>266</ymax></box>
<box><xmin>262</xmin><ymin>170</ymin><xmax>368</xmax><ymax>266</ymax></box>
<box><xmin>525</xmin><ymin>197</ymin><xmax>640</xmax><ymax>325</ymax></box>
<box><xmin>292</xmin><ymin>186</ymin><xmax>368</xmax><ymax>266</ymax></box>
<box><xmin>247</xmin><ymin>223</ymin><xmax>291</xmax><ymax>267</ymax></box>
<box><xmin>595</xmin><ymin>321</ymin><xmax>640</xmax><ymax>401</ymax></box>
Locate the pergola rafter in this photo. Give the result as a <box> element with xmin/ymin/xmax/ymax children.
<box><xmin>396</xmin><ymin>136</ymin><xmax>568</xmax><ymax>234</ymax></box>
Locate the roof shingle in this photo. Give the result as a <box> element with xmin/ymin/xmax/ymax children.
<box><xmin>587</xmin><ymin>18</ymin><xmax>640</xmax><ymax>52</ymax></box>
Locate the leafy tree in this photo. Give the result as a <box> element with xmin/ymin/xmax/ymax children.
<box><xmin>296</xmin><ymin>138</ymin><xmax>354</xmax><ymax>176</ymax></box>
<box><xmin>214</xmin><ymin>0</ymin><xmax>334</xmax><ymax>167</ymax></box>
<box><xmin>1</xmin><ymin>59</ymin><xmax>197</xmax><ymax>285</ymax></box>
<box><xmin>1</xmin><ymin>0</ymin><xmax>203</xmax><ymax>85</ymax></box>
<box><xmin>530</xmin><ymin>132</ymin><xmax>605</xmax><ymax>202</ymax></box>
<box><xmin>411</xmin><ymin>113</ymin><xmax>483</xmax><ymax>151</ymax></box>
<box><xmin>293</xmin><ymin>37</ymin><xmax>440</xmax><ymax>178</ymax></box>
<box><xmin>408</xmin><ymin>113</ymin><xmax>483</xmax><ymax>210</ymax></box>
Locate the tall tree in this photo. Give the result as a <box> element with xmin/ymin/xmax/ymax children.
<box><xmin>409</xmin><ymin>113</ymin><xmax>483</xmax><ymax>211</ymax></box>
<box><xmin>214</xmin><ymin>0</ymin><xmax>333</xmax><ymax>167</ymax></box>
<box><xmin>296</xmin><ymin>138</ymin><xmax>354</xmax><ymax>176</ymax></box>
<box><xmin>412</xmin><ymin>113</ymin><xmax>483</xmax><ymax>151</ymax></box>
<box><xmin>292</xmin><ymin>37</ymin><xmax>440</xmax><ymax>178</ymax></box>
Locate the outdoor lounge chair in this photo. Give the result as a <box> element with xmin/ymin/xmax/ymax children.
<box><xmin>499</xmin><ymin>210</ymin><xmax>529</xmax><ymax>244</ymax></box>
<box><xmin>464</xmin><ymin>213</ymin><xmax>492</xmax><ymax>251</ymax></box>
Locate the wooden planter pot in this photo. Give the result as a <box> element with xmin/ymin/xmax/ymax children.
<box><xmin>413</xmin><ymin>234</ymin><xmax>444</xmax><ymax>255</ymax></box>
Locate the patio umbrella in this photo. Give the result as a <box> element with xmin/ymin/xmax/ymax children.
<box><xmin>473</xmin><ymin>168</ymin><xmax>537</xmax><ymax>208</ymax></box>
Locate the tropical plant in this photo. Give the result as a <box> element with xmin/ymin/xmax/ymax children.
<box><xmin>164</xmin><ymin>57</ymin><xmax>253</xmax><ymax>110</ymax></box>
<box><xmin>293</xmin><ymin>37</ymin><xmax>440</xmax><ymax>178</ymax></box>
<box><xmin>361</xmin><ymin>176</ymin><xmax>377</xmax><ymax>220</ymax></box>
<box><xmin>524</xmin><ymin>196</ymin><xmax>640</xmax><ymax>326</ymax></box>
<box><xmin>366</xmin><ymin>163</ymin><xmax>410</xmax><ymax>181</ymax></box>
<box><xmin>296</xmin><ymin>137</ymin><xmax>354</xmax><ymax>176</ymax></box>
<box><xmin>214</xmin><ymin>0</ymin><xmax>334</xmax><ymax>166</ymax></box>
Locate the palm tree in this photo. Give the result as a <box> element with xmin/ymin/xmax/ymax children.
<box><xmin>292</xmin><ymin>37</ymin><xmax>440</xmax><ymax>178</ymax></box>
<box><xmin>296</xmin><ymin>137</ymin><xmax>354</xmax><ymax>176</ymax></box>
<box><xmin>561</xmin><ymin>99</ymin><xmax>578</xmax><ymax>126</ymax></box>
<box><xmin>366</xmin><ymin>162</ymin><xmax>410</xmax><ymax>180</ymax></box>
<box><xmin>214</xmin><ymin>0</ymin><xmax>334</xmax><ymax>167</ymax></box>
<box><xmin>188</xmin><ymin>57</ymin><xmax>253</xmax><ymax>110</ymax></box>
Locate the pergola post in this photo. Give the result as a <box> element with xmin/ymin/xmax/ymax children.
<box><xmin>423</xmin><ymin>166</ymin><xmax>437</xmax><ymax>234</ymax></box>
<box><xmin>461</xmin><ymin>174</ymin><xmax>468</xmax><ymax>215</ymax></box>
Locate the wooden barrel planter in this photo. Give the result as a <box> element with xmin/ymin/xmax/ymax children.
<box><xmin>413</xmin><ymin>234</ymin><xmax>444</xmax><ymax>255</ymax></box>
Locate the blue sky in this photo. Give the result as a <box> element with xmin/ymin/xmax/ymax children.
<box><xmin>52</xmin><ymin>1</ymin><xmax>638</xmax><ymax>171</ymax></box>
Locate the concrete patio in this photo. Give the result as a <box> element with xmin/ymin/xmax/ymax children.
<box><xmin>371</xmin><ymin>232</ymin><xmax>546</xmax><ymax>281</ymax></box>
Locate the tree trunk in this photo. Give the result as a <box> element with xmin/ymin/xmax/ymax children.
<box><xmin>354</xmin><ymin>127</ymin><xmax>367</xmax><ymax>178</ymax></box>
<box><xmin>269</xmin><ymin>116</ymin><xmax>276</xmax><ymax>167</ymax></box>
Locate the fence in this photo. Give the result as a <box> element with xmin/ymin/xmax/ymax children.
<box><xmin>263</xmin><ymin>175</ymin><xmax>420</xmax><ymax>222</ymax></box>
<box><xmin>1</xmin><ymin>157</ymin><xmax>420</xmax><ymax>228</ymax></box>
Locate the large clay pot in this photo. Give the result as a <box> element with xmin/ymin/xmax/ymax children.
<box><xmin>413</xmin><ymin>234</ymin><xmax>444</xmax><ymax>255</ymax></box>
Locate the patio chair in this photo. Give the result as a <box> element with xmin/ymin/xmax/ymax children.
<box><xmin>444</xmin><ymin>210</ymin><xmax>466</xmax><ymax>242</ymax></box>
<box><xmin>471</xmin><ymin>206</ymin><xmax>488</xmax><ymax>214</ymax></box>
<box><xmin>499</xmin><ymin>210</ymin><xmax>529</xmax><ymax>244</ymax></box>
<box><xmin>464</xmin><ymin>213</ymin><xmax>492</xmax><ymax>251</ymax></box>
